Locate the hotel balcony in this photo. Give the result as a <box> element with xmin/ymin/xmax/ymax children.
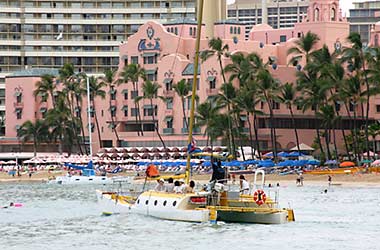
<box><xmin>163</xmin><ymin>128</ymin><xmax>174</xmax><ymax>134</ymax></box>
<box><xmin>206</xmin><ymin>88</ymin><xmax>219</xmax><ymax>96</ymax></box>
<box><xmin>110</xmin><ymin>100</ymin><xmax>117</xmax><ymax>106</ymax></box>
<box><xmin>13</xmin><ymin>102</ymin><xmax>23</xmax><ymax>109</ymax></box>
<box><xmin>163</xmin><ymin>90</ymin><xmax>175</xmax><ymax>98</ymax></box>
<box><xmin>164</xmin><ymin>109</ymin><xmax>173</xmax><ymax>116</ymax></box>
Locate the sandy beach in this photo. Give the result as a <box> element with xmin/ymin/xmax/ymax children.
<box><xmin>1</xmin><ymin>170</ymin><xmax>380</xmax><ymax>187</ymax></box>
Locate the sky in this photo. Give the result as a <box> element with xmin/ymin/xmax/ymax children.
<box><xmin>226</xmin><ymin>0</ymin><xmax>357</xmax><ymax>17</ymax></box>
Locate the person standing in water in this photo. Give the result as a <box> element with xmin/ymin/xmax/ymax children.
<box><xmin>328</xmin><ymin>175</ymin><xmax>332</xmax><ymax>186</ymax></box>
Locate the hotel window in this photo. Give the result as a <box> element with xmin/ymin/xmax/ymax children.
<box><xmin>122</xmin><ymin>90</ymin><xmax>128</xmax><ymax>100</ymax></box>
<box><xmin>15</xmin><ymin>92</ymin><xmax>22</xmax><ymax>103</ymax></box>
<box><xmin>16</xmin><ymin>109</ymin><xmax>22</xmax><ymax>120</ymax></box>
<box><xmin>349</xmin><ymin>102</ymin><xmax>355</xmax><ymax>112</ymax></box>
<box><xmin>131</xmin><ymin>56</ymin><xmax>138</xmax><ymax>64</ymax></box>
<box><xmin>131</xmin><ymin>90</ymin><xmax>138</xmax><ymax>99</ymax></box>
<box><xmin>207</xmin><ymin>76</ymin><xmax>216</xmax><ymax>89</ymax></box>
<box><xmin>143</xmin><ymin>54</ymin><xmax>157</xmax><ymax>64</ymax></box>
<box><xmin>187</xmin><ymin>78</ymin><xmax>199</xmax><ymax>90</ymax></box>
<box><xmin>144</xmin><ymin>105</ymin><xmax>157</xmax><ymax>116</ymax></box>
<box><xmin>75</xmin><ymin>107</ymin><xmax>81</xmax><ymax>118</ymax></box>
<box><xmin>131</xmin><ymin>108</ymin><xmax>139</xmax><ymax>117</ymax></box>
<box><xmin>280</xmin><ymin>35</ymin><xmax>287</xmax><ymax>43</ymax></box>
<box><xmin>376</xmin><ymin>105</ymin><xmax>380</xmax><ymax>113</ymax></box>
<box><xmin>110</xmin><ymin>89</ymin><xmax>116</xmax><ymax>100</ymax></box>
<box><xmin>146</xmin><ymin>72</ymin><xmax>157</xmax><ymax>81</ymax></box>
<box><xmin>166</xmin><ymin>117</ymin><xmax>173</xmax><ymax>129</ymax></box>
<box><xmin>122</xmin><ymin>106</ymin><xmax>128</xmax><ymax>117</ymax></box>
<box><xmin>165</xmin><ymin>78</ymin><xmax>173</xmax><ymax>91</ymax></box>
<box><xmin>172</xmin><ymin>1</ymin><xmax>182</xmax><ymax>7</ymax></box>
<box><xmin>110</xmin><ymin>106</ymin><xmax>116</xmax><ymax>117</ymax></box>
<box><xmin>90</xmin><ymin>107</ymin><xmax>95</xmax><ymax>118</ymax></box>
<box><xmin>335</xmin><ymin>102</ymin><xmax>341</xmax><ymax>112</ymax></box>
<box><xmin>167</xmin><ymin>98</ymin><xmax>173</xmax><ymax>109</ymax></box>
<box><xmin>90</xmin><ymin>123</ymin><xmax>95</xmax><ymax>133</ymax></box>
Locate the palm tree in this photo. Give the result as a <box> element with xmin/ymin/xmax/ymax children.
<box><xmin>234</xmin><ymin>87</ymin><xmax>263</xmax><ymax>159</ymax></box>
<box><xmin>195</xmin><ymin>101</ymin><xmax>222</xmax><ymax>149</ymax></box>
<box><xmin>341</xmin><ymin>32</ymin><xmax>373</xmax><ymax>159</ymax></box>
<box><xmin>201</xmin><ymin>38</ymin><xmax>235</xmax><ymax>155</ymax></box>
<box><xmin>217</xmin><ymin>82</ymin><xmax>238</xmax><ymax>158</ymax></box>
<box><xmin>100</xmin><ymin>69</ymin><xmax>120</xmax><ymax>146</ymax></box>
<box><xmin>17</xmin><ymin>120</ymin><xmax>49</xmax><ymax>156</ymax></box>
<box><xmin>368</xmin><ymin>122</ymin><xmax>380</xmax><ymax>158</ymax></box>
<box><xmin>119</xmin><ymin>64</ymin><xmax>146</xmax><ymax>136</ymax></box>
<box><xmin>88</xmin><ymin>75</ymin><xmax>106</xmax><ymax>149</ymax></box>
<box><xmin>316</xmin><ymin>105</ymin><xmax>338</xmax><ymax>160</ymax></box>
<box><xmin>256</xmin><ymin>69</ymin><xmax>280</xmax><ymax>161</ymax></box>
<box><xmin>135</xmin><ymin>80</ymin><xmax>166</xmax><ymax>148</ymax></box>
<box><xmin>45</xmin><ymin>97</ymin><xmax>72</xmax><ymax>154</ymax></box>
<box><xmin>288</xmin><ymin>31</ymin><xmax>320</xmax><ymax>64</ymax></box>
<box><xmin>33</xmin><ymin>74</ymin><xmax>58</xmax><ymax>108</ymax></box>
<box><xmin>172</xmin><ymin>79</ymin><xmax>191</xmax><ymax>130</ymax></box>
<box><xmin>279</xmin><ymin>83</ymin><xmax>301</xmax><ymax>157</ymax></box>
<box><xmin>340</xmin><ymin>75</ymin><xmax>366</xmax><ymax>162</ymax></box>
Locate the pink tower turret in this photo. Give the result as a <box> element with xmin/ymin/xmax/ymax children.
<box><xmin>305</xmin><ymin>0</ymin><xmax>344</xmax><ymax>23</ymax></box>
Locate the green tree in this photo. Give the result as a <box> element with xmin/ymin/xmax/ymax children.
<box><xmin>135</xmin><ymin>80</ymin><xmax>167</xmax><ymax>148</ymax></box>
<box><xmin>279</xmin><ymin>83</ymin><xmax>301</xmax><ymax>158</ymax></box>
<box><xmin>33</xmin><ymin>74</ymin><xmax>58</xmax><ymax>108</ymax></box>
<box><xmin>288</xmin><ymin>31</ymin><xmax>320</xmax><ymax>64</ymax></box>
<box><xmin>100</xmin><ymin>69</ymin><xmax>120</xmax><ymax>146</ymax></box>
<box><xmin>17</xmin><ymin>120</ymin><xmax>49</xmax><ymax>156</ymax></box>
<box><xmin>172</xmin><ymin>79</ymin><xmax>191</xmax><ymax>130</ymax></box>
<box><xmin>88</xmin><ymin>75</ymin><xmax>106</xmax><ymax>149</ymax></box>
<box><xmin>119</xmin><ymin>64</ymin><xmax>146</xmax><ymax>136</ymax></box>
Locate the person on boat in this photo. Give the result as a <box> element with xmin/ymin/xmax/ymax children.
<box><xmin>210</xmin><ymin>158</ymin><xmax>226</xmax><ymax>184</ymax></box>
<box><xmin>165</xmin><ymin>177</ymin><xmax>174</xmax><ymax>193</ymax></box>
<box><xmin>185</xmin><ymin>180</ymin><xmax>195</xmax><ymax>193</ymax></box>
<box><xmin>239</xmin><ymin>175</ymin><xmax>250</xmax><ymax>195</ymax></box>
<box><xmin>155</xmin><ymin>178</ymin><xmax>166</xmax><ymax>192</ymax></box>
<box><xmin>173</xmin><ymin>180</ymin><xmax>183</xmax><ymax>194</ymax></box>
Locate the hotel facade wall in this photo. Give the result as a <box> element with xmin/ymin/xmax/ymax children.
<box><xmin>5</xmin><ymin>0</ymin><xmax>379</xmax><ymax>153</ymax></box>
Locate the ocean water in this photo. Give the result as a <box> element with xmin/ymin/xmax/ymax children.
<box><xmin>0</xmin><ymin>182</ymin><xmax>379</xmax><ymax>250</ymax></box>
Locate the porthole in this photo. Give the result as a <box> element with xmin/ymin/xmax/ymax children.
<box><xmin>137</xmin><ymin>199</ymin><xmax>140</xmax><ymax>204</ymax></box>
<box><xmin>163</xmin><ymin>200</ymin><xmax>167</xmax><ymax>206</ymax></box>
<box><xmin>172</xmin><ymin>201</ymin><xmax>177</xmax><ymax>207</ymax></box>
<box><xmin>145</xmin><ymin>200</ymin><xmax>149</xmax><ymax>205</ymax></box>
<box><xmin>154</xmin><ymin>200</ymin><xmax>158</xmax><ymax>206</ymax></box>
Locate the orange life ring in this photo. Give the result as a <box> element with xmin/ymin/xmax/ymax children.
<box><xmin>253</xmin><ymin>189</ymin><xmax>267</xmax><ymax>206</ymax></box>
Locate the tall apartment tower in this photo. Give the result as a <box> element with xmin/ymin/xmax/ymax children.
<box><xmin>0</xmin><ymin>0</ymin><xmax>196</xmax><ymax>76</ymax></box>
<box><xmin>227</xmin><ymin>0</ymin><xmax>309</xmax><ymax>38</ymax></box>
<box><xmin>348</xmin><ymin>0</ymin><xmax>380</xmax><ymax>45</ymax></box>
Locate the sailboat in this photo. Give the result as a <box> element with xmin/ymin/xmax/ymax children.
<box><xmin>49</xmin><ymin>77</ymin><xmax>112</xmax><ymax>185</ymax></box>
<box><xmin>96</xmin><ymin>0</ymin><xmax>295</xmax><ymax>224</ymax></box>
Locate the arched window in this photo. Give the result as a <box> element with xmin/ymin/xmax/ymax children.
<box><xmin>375</xmin><ymin>34</ymin><xmax>379</xmax><ymax>47</ymax></box>
<box><xmin>189</xmin><ymin>27</ymin><xmax>192</xmax><ymax>36</ymax></box>
<box><xmin>314</xmin><ymin>8</ymin><xmax>319</xmax><ymax>22</ymax></box>
<box><xmin>234</xmin><ymin>27</ymin><xmax>237</xmax><ymax>34</ymax></box>
<box><xmin>230</xmin><ymin>26</ymin><xmax>233</xmax><ymax>34</ymax></box>
<box><xmin>331</xmin><ymin>8</ymin><xmax>336</xmax><ymax>21</ymax></box>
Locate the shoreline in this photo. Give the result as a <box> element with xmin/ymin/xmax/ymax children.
<box><xmin>1</xmin><ymin>171</ymin><xmax>380</xmax><ymax>187</ymax></box>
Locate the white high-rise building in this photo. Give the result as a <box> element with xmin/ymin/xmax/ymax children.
<box><xmin>227</xmin><ymin>0</ymin><xmax>309</xmax><ymax>38</ymax></box>
<box><xmin>0</xmin><ymin>0</ymin><xmax>196</xmax><ymax>136</ymax></box>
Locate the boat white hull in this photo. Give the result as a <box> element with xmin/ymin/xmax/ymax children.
<box><xmin>49</xmin><ymin>175</ymin><xmax>111</xmax><ymax>184</ymax></box>
<box><xmin>96</xmin><ymin>190</ymin><xmax>292</xmax><ymax>224</ymax></box>
<box><xmin>96</xmin><ymin>190</ymin><xmax>132</xmax><ymax>214</ymax></box>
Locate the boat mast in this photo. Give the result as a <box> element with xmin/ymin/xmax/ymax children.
<box><xmin>185</xmin><ymin>0</ymin><xmax>204</xmax><ymax>184</ymax></box>
<box><xmin>86</xmin><ymin>76</ymin><xmax>93</xmax><ymax>161</ymax></box>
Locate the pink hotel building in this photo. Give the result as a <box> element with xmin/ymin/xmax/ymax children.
<box><xmin>5</xmin><ymin>0</ymin><xmax>380</xmax><ymax>154</ymax></box>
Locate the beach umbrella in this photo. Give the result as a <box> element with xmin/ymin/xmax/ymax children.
<box><xmin>278</xmin><ymin>151</ymin><xmax>290</xmax><ymax>157</ymax></box>
<box><xmin>263</xmin><ymin>152</ymin><xmax>273</xmax><ymax>157</ymax></box>
<box><xmin>325</xmin><ymin>160</ymin><xmax>338</xmax><ymax>165</ymax></box>
<box><xmin>339</xmin><ymin>161</ymin><xmax>355</xmax><ymax>167</ymax></box>
<box><xmin>288</xmin><ymin>151</ymin><xmax>305</xmax><ymax>157</ymax></box>
<box><xmin>372</xmin><ymin>160</ymin><xmax>380</xmax><ymax>166</ymax></box>
<box><xmin>307</xmin><ymin>160</ymin><xmax>320</xmax><ymax>166</ymax></box>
